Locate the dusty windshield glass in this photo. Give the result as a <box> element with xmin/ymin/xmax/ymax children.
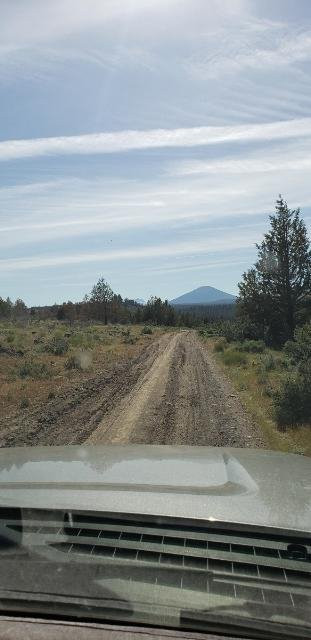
<box><xmin>0</xmin><ymin>0</ymin><xmax>310</xmax><ymax>637</ymax></box>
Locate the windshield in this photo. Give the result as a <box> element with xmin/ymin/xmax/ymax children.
<box><xmin>0</xmin><ymin>0</ymin><xmax>310</xmax><ymax>638</ymax></box>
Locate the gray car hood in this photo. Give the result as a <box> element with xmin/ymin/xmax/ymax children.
<box><xmin>0</xmin><ymin>445</ymin><xmax>310</xmax><ymax>534</ymax></box>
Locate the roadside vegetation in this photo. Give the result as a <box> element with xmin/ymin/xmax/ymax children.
<box><xmin>200</xmin><ymin>196</ymin><xmax>311</xmax><ymax>455</ymax></box>
<box><xmin>0</xmin><ymin>320</ymin><xmax>165</xmax><ymax>416</ymax></box>
<box><xmin>199</xmin><ymin>329</ymin><xmax>311</xmax><ymax>455</ymax></box>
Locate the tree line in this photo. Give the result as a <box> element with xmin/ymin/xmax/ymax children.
<box><xmin>0</xmin><ymin>280</ymin><xmax>234</xmax><ymax>327</ymax></box>
<box><xmin>0</xmin><ymin>297</ymin><xmax>28</xmax><ymax>319</ymax></box>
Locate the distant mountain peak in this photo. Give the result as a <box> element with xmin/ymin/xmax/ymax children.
<box><xmin>170</xmin><ymin>286</ymin><xmax>236</xmax><ymax>306</ymax></box>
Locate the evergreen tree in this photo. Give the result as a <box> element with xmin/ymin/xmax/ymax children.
<box><xmin>0</xmin><ymin>297</ymin><xmax>12</xmax><ymax>318</ymax></box>
<box><xmin>90</xmin><ymin>278</ymin><xmax>114</xmax><ymax>324</ymax></box>
<box><xmin>13</xmin><ymin>298</ymin><xmax>28</xmax><ymax>319</ymax></box>
<box><xmin>56</xmin><ymin>305</ymin><xmax>66</xmax><ymax>321</ymax></box>
<box><xmin>142</xmin><ymin>296</ymin><xmax>177</xmax><ymax>325</ymax></box>
<box><xmin>238</xmin><ymin>197</ymin><xmax>311</xmax><ymax>345</ymax></box>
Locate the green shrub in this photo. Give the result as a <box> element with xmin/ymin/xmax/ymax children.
<box><xmin>256</xmin><ymin>370</ymin><xmax>266</xmax><ymax>386</ymax></box>
<box><xmin>142</xmin><ymin>326</ymin><xmax>152</xmax><ymax>335</ymax></box>
<box><xmin>260</xmin><ymin>353</ymin><xmax>276</xmax><ymax>371</ymax></box>
<box><xmin>273</xmin><ymin>375</ymin><xmax>311</xmax><ymax>427</ymax></box>
<box><xmin>68</xmin><ymin>334</ymin><xmax>82</xmax><ymax>347</ymax></box>
<box><xmin>240</xmin><ymin>339</ymin><xmax>265</xmax><ymax>353</ymax></box>
<box><xmin>46</xmin><ymin>336</ymin><xmax>68</xmax><ymax>355</ymax></box>
<box><xmin>262</xmin><ymin>384</ymin><xmax>274</xmax><ymax>398</ymax></box>
<box><xmin>220</xmin><ymin>318</ymin><xmax>262</xmax><ymax>343</ymax></box>
<box><xmin>222</xmin><ymin>349</ymin><xmax>247</xmax><ymax>366</ymax></box>
<box><xmin>20</xmin><ymin>397</ymin><xmax>29</xmax><ymax>409</ymax></box>
<box><xmin>88</xmin><ymin>330</ymin><xmax>101</xmax><ymax>342</ymax></box>
<box><xmin>214</xmin><ymin>338</ymin><xmax>227</xmax><ymax>353</ymax></box>
<box><xmin>277</xmin><ymin>322</ymin><xmax>311</xmax><ymax>426</ymax></box>
<box><xmin>199</xmin><ymin>324</ymin><xmax>220</xmax><ymax>337</ymax></box>
<box><xmin>123</xmin><ymin>335</ymin><xmax>137</xmax><ymax>344</ymax></box>
<box><xmin>284</xmin><ymin>322</ymin><xmax>311</xmax><ymax>367</ymax></box>
<box><xmin>68</xmin><ymin>332</ymin><xmax>94</xmax><ymax>348</ymax></box>
<box><xmin>18</xmin><ymin>360</ymin><xmax>50</xmax><ymax>379</ymax></box>
<box><xmin>279</xmin><ymin>357</ymin><xmax>291</xmax><ymax>370</ymax></box>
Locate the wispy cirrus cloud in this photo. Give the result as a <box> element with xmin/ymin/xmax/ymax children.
<box><xmin>0</xmin><ymin>0</ymin><xmax>177</xmax><ymax>51</ymax></box>
<box><xmin>1</xmin><ymin>117</ymin><xmax>311</xmax><ymax>161</ymax></box>
<box><xmin>186</xmin><ymin>18</ymin><xmax>311</xmax><ymax>80</ymax></box>
<box><xmin>149</xmin><ymin>257</ymin><xmax>251</xmax><ymax>274</ymax></box>
<box><xmin>0</xmin><ymin>177</ymin><xmax>246</xmax><ymax>250</ymax></box>
<box><xmin>2</xmin><ymin>155</ymin><xmax>311</xmax><ymax>254</ymax></box>
<box><xmin>0</xmin><ymin>232</ymin><xmax>255</xmax><ymax>272</ymax></box>
<box><xmin>171</xmin><ymin>139</ymin><xmax>311</xmax><ymax>176</ymax></box>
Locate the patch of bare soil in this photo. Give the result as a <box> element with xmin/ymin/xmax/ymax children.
<box><xmin>0</xmin><ymin>331</ymin><xmax>266</xmax><ymax>448</ymax></box>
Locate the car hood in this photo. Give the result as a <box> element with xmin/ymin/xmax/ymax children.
<box><xmin>0</xmin><ymin>445</ymin><xmax>310</xmax><ymax>534</ymax></box>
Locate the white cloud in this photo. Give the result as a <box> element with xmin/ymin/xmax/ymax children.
<box><xmin>0</xmin><ymin>0</ymin><xmax>247</xmax><ymax>63</ymax></box>
<box><xmin>0</xmin><ymin>0</ymin><xmax>176</xmax><ymax>49</ymax></box>
<box><xmin>0</xmin><ymin>233</ymin><xmax>255</xmax><ymax>272</ymax></box>
<box><xmin>0</xmin><ymin>0</ymin><xmax>250</xmax><ymax>85</ymax></box>
<box><xmin>187</xmin><ymin>19</ymin><xmax>311</xmax><ymax>80</ymax></box>
<box><xmin>0</xmin><ymin>178</ymin><xmax>247</xmax><ymax>249</ymax></box>
<box><xmin>1</xmin><ymin>118</ymin><xmax>311</xmax><ymax>161</ymax></box>
<box><xmin>172</xmin><ymin>140</ymin><xmax>311</xmax><ymax>176</ymax></box>
<box><xmin>2</xmin><ymin>147</ymin><xmax>311</xmax><ymax>253</ymax></box>
<box><xmin>149</xmin><ymin>257</ymin><xmax>250</xmax><ymax>274</ymax></box>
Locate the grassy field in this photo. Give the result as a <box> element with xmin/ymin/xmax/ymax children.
<box><xmin>0</xmin><ymin>320</ymin><xmax>164</xmax><ymax>418</ymax></box>
<box><xmin>203</xmin><ymin>335</ymin><xmax>311</xmax><ymax>456</ymax></box>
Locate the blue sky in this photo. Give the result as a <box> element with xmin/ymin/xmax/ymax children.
<box><xmin>1</xmin><ymin>0</ymin><xmax>311</xmax><ymax>306</ymax></box>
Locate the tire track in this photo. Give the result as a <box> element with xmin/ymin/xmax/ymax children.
<box><xmin>0</xmin><ymin>330</ymin><xmax>266</xmax><ymax>448</ymax></box>
<box><xmin>87</xmin><ymin>331</ymin><xmax>266</xmax><ymax>448</ymax></box>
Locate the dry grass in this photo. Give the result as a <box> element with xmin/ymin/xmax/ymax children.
<box><xmin>0</xmin><ymin>320</ymin><xmax>165</xmax><ymax>417</ymax></box>
<box><xmin>204</xmin><ymin>337</ymin><xmax>311</xmax><ymax>457</ymax></box>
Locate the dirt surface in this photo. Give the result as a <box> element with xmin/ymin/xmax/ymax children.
<box><xmin>0</xmin><ymin>331</ymin><xmax>266</xmax><ymax>448</ymax></box>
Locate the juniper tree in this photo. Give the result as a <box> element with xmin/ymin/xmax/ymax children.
<box><xmin>238</xmin><ymin>196</ymin><xmax>311</xmax><ymax>344</ymax></box>
<box><xmin>90</xmin><ymin>278</ymin><xmax>114</xmax><ymax>324</ymax></box>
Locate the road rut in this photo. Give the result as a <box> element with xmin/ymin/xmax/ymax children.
<box><xmin>0</xmin><ymin>331</ymin><xmax>266</xmax><ymax>448</ymax></box>
<box><xmin>88</xmin><ymin>331</ymin><xmax>265</xmax><ymax>447</ymax></box>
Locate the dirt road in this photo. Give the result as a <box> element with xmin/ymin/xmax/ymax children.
<box><xmin>88</xmin><ymin>331</ymin><xmax>264</xmax><ymax>447</ymax></box>
<box><xmin>0</xmin><ymin>331</ymin><xmax>265</xmax><ymax>448</ymax></box>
